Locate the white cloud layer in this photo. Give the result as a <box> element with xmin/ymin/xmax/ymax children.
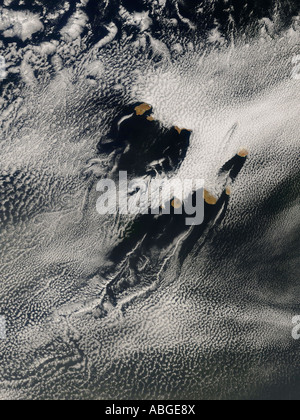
<box><xmin>0</xmin><ymin>7</ymin><xmax>44</xmax><ymax>41</ymax></box>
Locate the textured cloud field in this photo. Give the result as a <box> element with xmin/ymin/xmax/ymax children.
<box><xmin>0</xmin><ymin>0</ymin><xmax>300</xmax><ymax>400</ymax></box>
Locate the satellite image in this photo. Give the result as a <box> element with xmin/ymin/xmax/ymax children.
<box><xmin>0</xmin><ymin>0</ymin><xmax>300</xmax><ymax>401</ymax></box>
